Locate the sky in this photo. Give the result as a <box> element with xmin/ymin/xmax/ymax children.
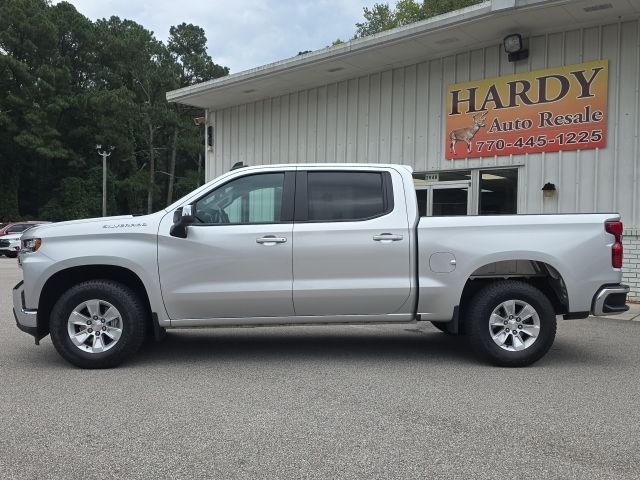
<box><xmin>60</xmin><ymin>0</ymin><xmax>380</xmax><ymax>74</ymax></box>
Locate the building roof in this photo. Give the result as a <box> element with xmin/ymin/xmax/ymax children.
<box><xmin>167</xmin><ymin>0</ymin><xmax>640</xmax><ymax>110</ymax></box>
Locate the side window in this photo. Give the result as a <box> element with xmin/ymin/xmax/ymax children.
<box><xmin>306</xmin><ymin>172</ymin><xmax>390</xmax><ymax>222</ymax></box>
<box><xmin>194</xmin><ymin>173</ymin><xmax>284</xmax><ymax>225</ymax></box>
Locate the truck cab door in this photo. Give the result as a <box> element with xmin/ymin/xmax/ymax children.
<box><xmin>157</xmin><ymin>170</ymin><xmax>295</xmax><ymax>320</ymax></box>
<box><xmin>292</xmin><ymin>168</ymin><xmax>412</xmax><ymax>316</ymax></box>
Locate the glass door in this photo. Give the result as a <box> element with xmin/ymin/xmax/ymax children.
<box><xmin>416</xmin><ymin>181</ymin><xmax>471</xmax><ymax>217</ymax></box>
<box><xmin>431</xmin><ymin>182</ymin><xmax>471</xmax><ymax>216</ymax></box>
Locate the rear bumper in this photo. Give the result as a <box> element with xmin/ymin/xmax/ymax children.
<box><xmin>12</xmin><ymin>281</ymin><xmax>38</xmax><ymax>329</ymax></box>
<box><xmin>591</xmin><ymin>284</ymin><xmax>630</xmax><ymax>316</ymax></box>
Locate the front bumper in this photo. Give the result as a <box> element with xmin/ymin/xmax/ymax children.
<box><xmin>13</xmin><ymin>281</ymin><xmax>38</xmax><ymax>335</ymax></box>
<box><xmin>591</xmin><ymin>284</ymin><xmax>630</xmax><ymax>316</ymax></box>
<box><xmin>0</xmin><ymin>238</ymin><xmax>19</xmax><ymax>253</ymax></box>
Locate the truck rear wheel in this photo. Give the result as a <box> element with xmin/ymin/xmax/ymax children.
<box><xmin>466</xmin><ymin>280</ymin><xmax>556</xmax><ymax>367</ymax></box>
<box><xmin>49</xmin><ymin>280</ymin><xmax>147</xmax><ymax>368</ymax></box>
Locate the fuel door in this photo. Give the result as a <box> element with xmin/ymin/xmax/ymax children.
<box><xmin>429</xmin><ymin>252</ymin><xmax>457</xmax><ymax>273</ymax></box>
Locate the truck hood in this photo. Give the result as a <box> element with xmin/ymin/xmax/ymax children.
<box><xmin>22</xmin><ymin>213</ymin><xmax>166</xmax><ymax>239</ymax></box>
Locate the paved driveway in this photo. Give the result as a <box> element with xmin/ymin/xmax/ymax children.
<box><xmin>1</xmin><ymin>257</ymin><xmax>639</xmax><ymax>479</ymax></box>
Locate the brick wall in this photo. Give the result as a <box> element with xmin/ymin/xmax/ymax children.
<box><xmin>623</xmin><ymin>228</ymin><xmax>639</xmax><ymax>302</ymax></box>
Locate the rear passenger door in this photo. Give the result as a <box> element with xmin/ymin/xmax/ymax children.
<box><xmin>292</xmin><ymin>168</ymin><xmax>412</xmax><ymax>317</ymax></box>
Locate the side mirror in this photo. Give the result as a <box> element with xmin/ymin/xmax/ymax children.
<box><xmin>170</xmin><ymin>205</ymin><xmax>195</xmax><ymax>238</ymax></box>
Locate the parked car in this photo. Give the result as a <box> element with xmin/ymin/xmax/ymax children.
<box><xmin>0</xmin><ymin>233</ymin><xmax>22</xmax><ymax>258</ymax></box>
<box><xmin>0</xmin><ymin>225</ymin><xmax>45</xmax><ymax>257</ymax></box>
<box><xmin>13</xmin><ymin>163</ymin><xmax>629</xmax><ymax>369</ymax></box>
<box><xmin>0</xmin><ymin>221</ymin><xmax>50</xmax><ymax>237</ymax></box>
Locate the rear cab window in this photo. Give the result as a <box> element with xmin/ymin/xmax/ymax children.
<box><xmin>295</xmin><ymin>171</ymin><xmax>394</xmax><ymax>222</ymax></box>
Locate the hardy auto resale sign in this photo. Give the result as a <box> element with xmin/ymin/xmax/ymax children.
<box><xmin>446</xmin><ymin>60</ymin><xmax>608</xmax><ymax>159</ymax></box>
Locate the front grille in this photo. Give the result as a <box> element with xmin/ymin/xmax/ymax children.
<box><xmin>0</xmin><ymin>240</ymin><xmax>10</xmax><ymax>248</ymax></box>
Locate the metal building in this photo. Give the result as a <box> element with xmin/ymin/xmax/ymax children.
<box><xmin>168</xmin><ymin>0</ymin><xmax>640</xmax><ymax>300</ymax></box>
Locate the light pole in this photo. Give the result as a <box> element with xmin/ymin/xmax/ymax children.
<box><xmin>96</xmin><ymin>145</ymin><xmax>114</xmax><ymax>217</ymax></box>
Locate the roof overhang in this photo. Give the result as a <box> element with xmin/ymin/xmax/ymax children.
<box><xmin>167</xmin><ymin>0</ymin><xmax>640</xmax><ymax>110</ymax></box>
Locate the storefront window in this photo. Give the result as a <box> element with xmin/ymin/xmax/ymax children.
<box><xmin>413</xmin><ymin>170</ymin><xmax>471</xmax><ymax>217</ymax></box>
<box><xmin>432</xmin><ymin>187</ymin><xmax>469</xmax><ymax>216</ymax></box>
<box><xmin>479</xmin><ymin>169</ymin><xmax>518</xmax><ymax>215</ymax></box>
<box><xmin>413</xmin><ymin>168</ymin><xmax>518</xmax><ymax>216</ymax></box>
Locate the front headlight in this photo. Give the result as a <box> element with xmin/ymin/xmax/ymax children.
<box><xmin>21</xmin><ymin>238</ymin><xmax>42</xmax><ymax>253</ymax></box>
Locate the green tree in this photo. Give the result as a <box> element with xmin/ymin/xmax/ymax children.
<box><xmin>0</xmin><ymin>0</ymin><xmax>69</xmax><ymax>219</ymax></box>
<box><xmin>166</xmin><ymin>23</ymin><xmax>227</xmax><ymax>205</ymax></box>
<box><xmin>0</xmin><ymin>1</ymin><xmax>229</xmax><ymax>221</ymax></box>
<box><xmin>168</xmin><ymin>23</ymin><xmax>228</xmax><ymax>86</ymax></box>
<box><xmin>94</xmin><ymin>16</ymin><xmax>174</xmax><ymax>214</ymax></box>
<box><xmin>355</xmin><ymin>0</ymin><xmax>483</xmax><ymax>38</ymax></box>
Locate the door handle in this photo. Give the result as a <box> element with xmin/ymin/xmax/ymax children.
<box><xmin>373</xmin><ymin>233</ymin><xmax>403</xmax><ymax>242</ymax></box>
<box><xmin>256</xmin><ymin>235</ymin><xmax>287</xmax><ymax>245</ymax></box>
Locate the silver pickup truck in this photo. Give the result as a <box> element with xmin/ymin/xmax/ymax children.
<box><xmin>13</xmin><ymin>164</ymin><xmax>629</xmax><ymax>368</ymax></box>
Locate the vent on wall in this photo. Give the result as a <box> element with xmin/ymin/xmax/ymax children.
<box><xmin>583</xmin><ymin>3</ymin><xmax>613</xmax><ymax>13</ymax></box>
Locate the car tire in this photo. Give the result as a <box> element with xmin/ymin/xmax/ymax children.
<box><xmin>466</xmin><ymin>280</ymin><xmax>556</xmax><ymax>367</ymax></box>
<box><xmin>49</xmin><ymin>280</ymin><xmax>147</xmax><ymax>369</ymax></box>
<box><xmin>5</xmin><ymin>251</ymin><xmax>17</xmax><ymax>258</ymax></box>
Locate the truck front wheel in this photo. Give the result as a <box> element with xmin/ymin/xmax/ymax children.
<box><xmin>49</xmin><ymin>280</ymin><xmax>147</xmax><ymax>368</ymax></box>
<box><xmin>466</xmin><ymin>280</ymin><xmax>556</xmax><ymax>367</ymax></box>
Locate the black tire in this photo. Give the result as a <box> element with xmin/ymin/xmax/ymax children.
<box><xmin>5</xmin><ymin>251</ymin><xmax>17</xmax><ymax>258</ymax></box>
<box><xmin>466</xmin><ymin>280</ymin><xmax>556</xmax><ymax>367</ymax></box>
<box><xmin>431</xmin><ymin>321</ymin><xmax>457</xmax><ymax>335</ymax></box>
<box><xmin>49</xmin><ymin>280</ymin><xmax>147</xmax><ymax>369</ymax></box>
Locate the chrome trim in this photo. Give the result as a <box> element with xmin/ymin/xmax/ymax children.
<box><xmin>12</xmin><ymin>282</ymin><xmax>38</xmax><ymax>328</ymax></box>
<box><xmin>592</xmin><ymin>285</ymin><xmax>630</xmax><ymax>316</ymax></box>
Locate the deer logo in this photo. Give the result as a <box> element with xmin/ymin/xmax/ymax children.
<box><xmin>449</xmin><ymin>111</ymin><xmax>488</xmax><ymax>154</ymax></box>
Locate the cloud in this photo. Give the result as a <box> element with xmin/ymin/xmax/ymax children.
<box><xmin>59</xmin><ymin>0</ymin><xmax>378</xmax><ymax>73</ymax></box>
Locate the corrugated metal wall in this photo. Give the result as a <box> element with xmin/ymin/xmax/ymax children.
<box><xmin>209</xmin><ymin>19</ymin><xmax>640</xmax><ymax>226</ymax></box>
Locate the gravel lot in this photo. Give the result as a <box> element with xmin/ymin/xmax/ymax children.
<box><xmin>1</xmin><ymin>256</ymin><xmax>639</xmax><ymax>479</ymax></box>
